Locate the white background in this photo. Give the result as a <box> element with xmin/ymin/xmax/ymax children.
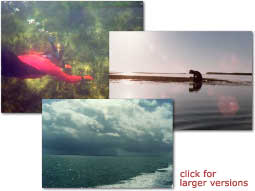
<box><xmin>0</xmin><ymin>0</ymin><xmax>254</xmax><ymax>190</ymax></box>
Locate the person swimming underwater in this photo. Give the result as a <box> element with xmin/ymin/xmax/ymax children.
<box><xmin>46</xmin><ymin>36</ymin><xmax>66</xmax><ymax>68</ymax></box>
<box><xmin>1</xmin><ymin>37</ymin><xmax>93</xmax><ymax>83</ymax></box>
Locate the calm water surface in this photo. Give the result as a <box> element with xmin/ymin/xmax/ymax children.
<box><xmin>110</xmin><ymin>74</ymin><xmax>252</xmax><ymax>130</ymax></box>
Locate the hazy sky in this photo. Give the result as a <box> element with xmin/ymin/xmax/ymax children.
<box><xmin>110</xmin><ymin>31</ymin><xmax>253</xmax><ymax>73</ymax></box>
<box><xmin>42</xmin><ymin>99</ymin><xmax>173</xmax><ymax>156</ymax></box>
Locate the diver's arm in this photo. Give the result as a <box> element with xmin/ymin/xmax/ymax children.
<box><xmin>55</xmin><ymin>71</ymin><xmax>83</xmax><ymax>83</ymax></box>
<box><xmin>45</xmin><ymin>63</ymin><xmax>93</xmax><ymax>83</ymax></box>
<box><xmin>52</xmin><ymin>70</ymin><xmax>93</xmax><ymax>83</ymax></box>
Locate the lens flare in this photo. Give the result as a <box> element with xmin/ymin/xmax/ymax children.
<box><xmin>217</xmin><ymin>96</ymin><xmax>239</xmax><ymax>115</ymax></box>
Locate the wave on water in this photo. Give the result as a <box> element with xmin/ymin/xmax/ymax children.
<box><xmin>96</xmin><ymin>165</ymin><xmax>173</xmax><ymax>189</ymax></box>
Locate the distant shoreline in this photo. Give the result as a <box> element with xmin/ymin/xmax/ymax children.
<box><xmin>109</xmin><ymin>74</ymin><xmax>232</xmax><ymax>83</ymax></box>
<box><xmin>110</xmin><ymin>72</ymin><xmax>186</xmax><ymax>75</ymax></box>
<box><xmin>110</xmin><ymin>72</ymin><xmax>252</xmax><ymax>76</ymax></box>
<box><xmin>206</xmin><ymin>72</ymin><xmax>252</xmax><ymax>75</ymax></box>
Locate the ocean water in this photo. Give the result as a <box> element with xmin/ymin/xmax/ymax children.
<box><xmin>110</xmin><ymin>74</ymin><xmax>252</xmax><ymax>130</ymax></box>
<box><xmin>97</xmin><ymin>165</ymin><xmax>172</xmax><ymax>188</ymax></box>
<box><xmin>42</xmin><ymin>155</ymin><xmax>172</xmax><ymax>188</ymax></box>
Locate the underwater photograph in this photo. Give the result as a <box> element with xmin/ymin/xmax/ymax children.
<box><xmin>109</xmin><ymin>31</ymin><xmax>253</xmax><ymax>130</ymax></box>
<box><xmin>42</xmin><ymin>99</ymin><xmax>173</xmax><ymax>188</ymax></box>
<box><xmin>1</xmin><ymin>1</ymin><xmax>143</xmax><ymax>113</ymax></box>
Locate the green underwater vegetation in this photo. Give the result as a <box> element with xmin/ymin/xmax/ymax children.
<box><xmin>1</xmin><ymin>1</ymin><xmax>143</xmax><ymax>112</ymax></box>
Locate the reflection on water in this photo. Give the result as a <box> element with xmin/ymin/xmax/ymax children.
<box><xmin>189</xmin><ymin>82</ymin><xmax>203</xmax><ymax>92</ymax></box>
<box><xmin>110</xmin><ymin>76</ymin><xmax>252</xmax><ymax>130</ymax></box>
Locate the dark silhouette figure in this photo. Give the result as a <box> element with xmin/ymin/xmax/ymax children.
<box><xmin>189</xmin><ymin>70</ymin><xmax>203</xmax><ymax>83</ymax></box>
<box><xmin>189</xmin><ymin>70</ymin><xmax>203</xmax><ymax>92</ymax></box>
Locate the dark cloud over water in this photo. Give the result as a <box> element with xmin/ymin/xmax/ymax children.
<box><xmin>42</xmin><ymin>99</ymin><xmax>173</xmax><ymax>156</ymax></box>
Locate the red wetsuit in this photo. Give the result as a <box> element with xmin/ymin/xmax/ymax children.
<box><xmin>2</xmin><ymin>50</ymin><xmax>93</xmax><ymax>83</ymax></box>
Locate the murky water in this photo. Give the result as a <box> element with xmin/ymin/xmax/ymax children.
<box><xmin>1</xmin><ymin>1</ymin><xmax>143</xmax><ymax>113</ymax></box>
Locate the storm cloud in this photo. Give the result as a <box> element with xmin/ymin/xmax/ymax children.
<box><xmin>42</xmin><ymin>99</ymin><xmax>173</xmax><ymax>156</ymax></box>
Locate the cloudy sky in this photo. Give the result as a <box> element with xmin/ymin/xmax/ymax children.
<box><xmin>110</xmin><ymin>31</ymin><xmax>253</xmax><ymax>73</ymax></box>
<box><xmin>42</xmin><ymin>99</ymin><xmax>173</xmax><ymax>156</ymax></box>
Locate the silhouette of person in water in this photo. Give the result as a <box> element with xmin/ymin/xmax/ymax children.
<box><xmin>189</xmin><ymin>70</ymin><xmax>202</xmax><ymax>82</ymax></box>
<box><xmin>189</xmin><ymin>70</ymin><xmax>203</xmax><ymax>92</ymax></box>
<box><xmin>1</xmin><ymin>37</ymin><xmax>93</xmax><ymax>83</ymax></box>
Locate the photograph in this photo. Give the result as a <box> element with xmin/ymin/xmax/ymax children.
<box><xmin>42</xmin><ymin>99</ymin><xmax>173</xmax><ymax>188</ymax></box>
<box><xmin>110</xmin><ymin>31</ymin><xmax>253</xmax><ymax>130</ymax></box>
<box><xmin>1</xmin><ymin>1</ymin><xmax>143</xmax><ymax>113</ymax></box>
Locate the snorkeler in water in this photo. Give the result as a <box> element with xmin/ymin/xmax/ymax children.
<box><xmin>1</xmin><ymin>37</ymin><xmax>93</xmax><ymax>83</ymax></box>
<box><xmin>46</xmin><ymin>36</ymin><xmax>65</xmax><ymax>66</ymax></box>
